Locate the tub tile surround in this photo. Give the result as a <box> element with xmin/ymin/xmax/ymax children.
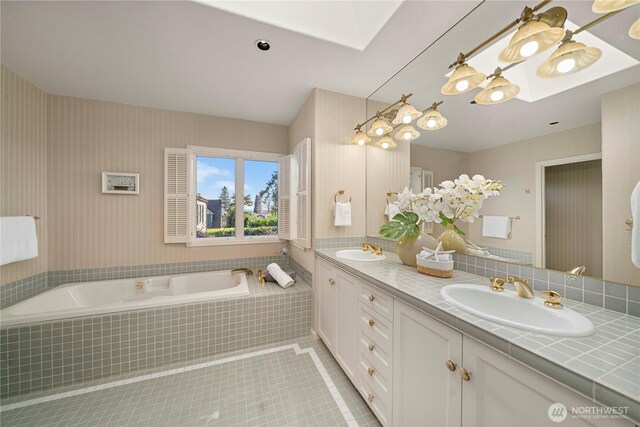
<box><xmin>315</xmin><ymin>249</ymin><xmax>640</xmax><ymax>422</ymax></box>
<box><xmin>0</xmin><ymin>266</ymin><xmax>313</xmax><ymax>398</ymax></box>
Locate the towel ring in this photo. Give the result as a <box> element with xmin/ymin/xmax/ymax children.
<box><xmin>386</xmin><ymin>191</ymin><xmax>398</xmax><ymax>204</ymax></box>
<box><xmin>334</xmin><ymin>189</ymin><xmax>351</xmax><ymax>203</ymax></box>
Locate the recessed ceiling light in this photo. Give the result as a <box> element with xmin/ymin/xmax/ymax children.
<box><xmin>549</xmin><ymin>121</ymin><xmax>559</xmax><ymax>125</ymax></box>
<box><xmin>255</xmin><ymin>39</ymin><xmax>271</xmax><ymax>51</ymax></box>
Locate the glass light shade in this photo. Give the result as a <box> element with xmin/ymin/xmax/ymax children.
<box><xmin>536</xmin><ymin>41</ymin><xmax>602</xmax><ymax>78</ymax></box>
<box><xmin>417</xmin><ymin>109</ymin><xmax>448</xmax><ymax>131</ymax></box>
<box><xmin>592</xmin><ymin>0</ymin><xmax>639</xmax><ymax>13</ymax></box>
<box><xmin>375</xmin><ymin>135</ymin><xmax>397</xmax><ymax>150</ymax></box>
<box><xmin>498</xmin><ymin>21</ymin><xmax>566</xmax><ymax>64</ymax></box>
<box><xmin>474</xmin><ymin>76</ymin><xmax>520</xmax><ymax>105</ymax></box>
<box><xmin>367</xmin><ymin>118</ymin><xmax>393</xmax><ymax>137</ymax></box>
<box><xmin>392</xmin><ymin>103</ymin><xmax>423</xmax><ymax>125</ymax></box>
<box><xmin>350</xmin><ymin>129</ymin><xmax>371</xmax><ymax>145</ymax></box>
<box><xmin>441</xmin><ymin>64</ymin><xmax>486</xmax><ymax>95</ymax></box>
<box><xmin>630</xmin><ymin>18</ymin><xmax>640</xmax><ymax>39</ymax></box>
<box><xmin>394</xmin><ymin>125</ymin><xmax>420</xmax><ymax>141</ymax></box>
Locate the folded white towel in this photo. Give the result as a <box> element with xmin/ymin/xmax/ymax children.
<box><xmin>632</xmin><ymin>181</ymin><xmax>640</xmax><ymax>268</ymax></box>
<box><xmin>482</xmin><ymin>216</ymin><xmax>511</xmax><ymax>239</ymax></box>
<box><xmin>266</xmin><ymin>263</ymin><xmax>295</xmax><ymax>288</ymax></box>
<box><xmin>0</xmin><ymin>216</ymin><xmax>38</xmax><ymax>266</ymax></box>
<box><xmin>385</xmin><ymin>203</ymin><xmax>401</xmax><ymax>220</ymax></box>
<box><xmin>334</xmin><ymin>202</ymin><xmax>352</xmax><ymax>227</ymax></box>
<box><xmin>418</xmin><ymin>242</ymin><xmax>454</xmax><ymax>262</ymax></box>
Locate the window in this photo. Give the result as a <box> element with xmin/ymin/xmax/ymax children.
<box><xmin>194</xmin><ymin>156</ymin><xmax>236</xmax><ymax>239</ymax></box>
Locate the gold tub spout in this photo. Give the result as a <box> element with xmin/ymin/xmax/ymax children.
<box><xmin>231</xmin><ymin>268</ymin><xmax>253</xmax><ymax>276</ymax></box>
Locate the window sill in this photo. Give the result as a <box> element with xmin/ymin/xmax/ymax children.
<box><xmin>186</xmin><ymin>237</ymin><xmax>283</xmax><ymax>247</ymax></box>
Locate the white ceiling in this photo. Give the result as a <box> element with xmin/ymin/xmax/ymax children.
<box><xmin>369</xmin><ymin>1</ymin><xmax>640</xmax><ymax>152</ymax></box>
<box><xmin>0</xmin><ymin>0</ymin><xmax>482</xmax><ymax>126</ymax></box>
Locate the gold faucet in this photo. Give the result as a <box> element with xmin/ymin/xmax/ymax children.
<box><xmin>507</xmin><ymin>276</ymin><xmax>535</xmax><ymax>299</ymax></box>
<box><xmin>257</xmin><ymin>269</ymin><xmax>267</xmax><ymax>287</ymax></box>
<box><xmin>231</xmin><ymin>268</ymin><xmax>253</xmax><ymax>276</ymax></box>
<box><xmin>489</xmin><ymin>277</ymin><xmax>506</xmax><ymax>292</ymax></box>
<box><xmin>362</xmin><ymin>242</ymin><xmax>383</xmax><ymax>256</ymax></box>
<box><xmin>566</xmin><ymin>266</ymin><xmax>586</xmax><ymax>276</ymax></box>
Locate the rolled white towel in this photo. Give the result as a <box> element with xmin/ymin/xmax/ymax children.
<box><xmin>266</xmin><ymin>263</ymin><xmax>295</xmax><ymax>288</ymax></box>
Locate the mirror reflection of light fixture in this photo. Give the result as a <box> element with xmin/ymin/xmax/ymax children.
<box><xmin>592</xmin><ymin>0</ymin><xmax>639</xmax><ymax>13</ymax></box>
<box><xmin>474</xmin><ymin>70</ymin><xmax>520</xmax><ymax>105</ymax></box>
<box><xmin>367</xmin><ymin>116</ymin><xmax>393</xmax><ymax>137</ymax></box>
<box><xmin>417</xmin><ymin>102</ymin><xmax>448</xmax><ymax>131</ymax></box>
<box><xmin>375</xmin><ymin>135</ymin><xmax>397</xmax><ymax>150</ymax></box>
<box><xmin>350</xmin><ymin>126</ymin><xmax>371</xmax><ymax>145</ymax></box>
<box><xmin>392</xmin><ymin>102</ymin><xmax>423</xmax><ymax>124</ymax></box>
<box><xmin>630</xmin><ymin>18</ymin><xmax>640</xmax><ymax>39</ymax></box>
<box><xmin>441</xmin><ymin>60</ymin><xmax>486</xmax><ymax>95</ymax></box>
<box><xmin>394</xmin><ymin>124</ymin><xmax>420</xmax><ymax>141</ymax></box>
<box><xmin>499</xmin><ymin>20</ymin><xmax>566</xmax><ymax>63</ymax></box>
<box><xmin>536</xmin><ymin>39</ymin><xmax>602</xmax><ymax>78</ymax></box>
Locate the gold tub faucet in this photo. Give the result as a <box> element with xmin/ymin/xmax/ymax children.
<box><xmin>257</xmin><ymin>270</ymin><xmax>267</xmax><ymax>286</ymax></box>
<box><xmin>507</xmin><ymin>276</ymin><xmax>535</xmax><ymax>299</ymax></box>
<box><xmin>362</xmin><ymin>242</ymin><xmax>383</xmax><ymax>256</ymax></box>
<box><xmin>231</xmin><ymin>268</ymin><xmax>253</xmax><ymax>276</ymax></box>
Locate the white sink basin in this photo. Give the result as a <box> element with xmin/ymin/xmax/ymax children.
<box><xmin>335</xmin><ymin>249</ymin><xmax>386</xmax><ymax>262</ymax></box>
<box><xmin>440</xmin><ymin>284</ymin><xmax>595</xmax><ymax>337</ymax></box>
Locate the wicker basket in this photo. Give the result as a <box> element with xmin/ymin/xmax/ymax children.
<box><xmin>416</xmin><ymin>256</ymin><xmax>454</xmax><ymax>278</ymax></box>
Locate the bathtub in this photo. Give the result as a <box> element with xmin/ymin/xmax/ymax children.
<box><xmin>0</xmin><ymin>270</ymin><xmax>250</xmax><ymax>327</ymax></box>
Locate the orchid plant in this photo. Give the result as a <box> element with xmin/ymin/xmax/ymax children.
<box><xmin>380</xmin><ymin>174</ymin><xmax>504</xmax><ymax>239</ymax></box>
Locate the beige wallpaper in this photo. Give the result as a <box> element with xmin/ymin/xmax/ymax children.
<box><xmin>46</xmin><ymin>95</ymin><xmax>289</xmax><ymax>271</ymax></box>
<box><xmin>601</xmin><ymin>84</ymin><xmax>640</xmax><ymax>286</ymax></box>
<box><xmin>287</xmin><ymin>90</ymin><xmax>316</xmax><ymax>273</ymax></box>
<box><xmin>0</xmin><ymin>67</ymin><xmax>48</xmax><ymax>285</ymax></box>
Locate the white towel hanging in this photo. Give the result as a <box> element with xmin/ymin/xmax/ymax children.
<box><xmin>0</xmin><ymin>216</ymin><xmax>38</xmax><ymax>266</ymax></box>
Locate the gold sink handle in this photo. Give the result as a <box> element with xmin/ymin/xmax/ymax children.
<box><xmin>542</xmin><ymin>290</ymin><xmax>563</xmax><ymax>309</ymax></box>
<box><xmin>489</xmin><ymin>277</ymin><xmax>506</xmax><ymax>292</ymax></box>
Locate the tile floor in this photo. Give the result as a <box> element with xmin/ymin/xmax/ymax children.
<box><xmin>0</xmin><ymin>336</ymin><xmax>380</xmax><ymax>427</ymax></box>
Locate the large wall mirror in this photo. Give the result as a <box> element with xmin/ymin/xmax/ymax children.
<box><xmin>365</xmin><ymin>0</ymin><xmax>639</xmax><ymax>287</ymax></box>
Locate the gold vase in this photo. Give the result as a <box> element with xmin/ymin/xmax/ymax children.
<box><xmin>438</xmin><ymin>224</ymin><xmax>467</xmax><ymax>254</ymax></box>
<box><xmin>395</xmin><ymin>223</ymin><xmax>439</xmax><ymax>267</ymax></box>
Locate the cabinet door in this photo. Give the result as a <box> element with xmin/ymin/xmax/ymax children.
<box><xmin>334</xmin><ymin>270</ymin><xmax>359</xmax><ymax>381</ymax></box>
<box><xmin>393</xmin><ymin>299</ymin><xmax>463</xmax><ymax>427</ymax></box>
<box><xmin>315</xmin><ymin>258</ymin><xmax>337</xmax><ymax>351</ymax></box>
<box><xmin>462</xmin><ymin>337</ymin><xmax>634</xmax><ymax>427</ymax></box>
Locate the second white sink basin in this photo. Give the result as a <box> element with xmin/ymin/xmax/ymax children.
<box><xmin>440</xmin><ymin>284</ymin><xmax>595</xmax><ymax>337</ymax></box>
<box><xmin>336</xmin><ymin>249</ymin><xmax>386</xmax><ymax>262</ymax></box>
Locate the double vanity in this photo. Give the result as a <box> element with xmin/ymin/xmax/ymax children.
<box><xmin>315</xmin><ymin>249</ymin><xmax>638</xmax><ymax>427</ymax></box>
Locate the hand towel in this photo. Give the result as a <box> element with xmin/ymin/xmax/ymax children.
<box><xmin>334</xmin><ymin>202</ymin><xmax>352</xmax><ymax>227</ymax></box>
<box><xmin>482</xmin><ymin>216</ymin><xmax>511</xmax><ymax>239</ymax></box>
<box><xmin>632</xmin><ymin>181</ymin><xmax>640</xmax><ymax>268</ymax></box>
<box><xmin>266</xmin><ymin>263</ymin><xmax>295</xmax><ymax>288</ymax></box>
<box><xmin>385</xmin><ymin>203</ymin><xmax>401</xmax><ymax>220</ymax></box>
<box><xmin>0</xmin><ymin>216</ymin><xmax>38</xmax><ymax>266</ymax></box>
<box><xmin>264</xmin><ymin>270</ymin><xmax>296</xmax><ymax>283</ymax></box>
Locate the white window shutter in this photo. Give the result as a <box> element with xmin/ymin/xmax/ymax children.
<box><xmin>278</xmin><ymin>155</ymin><xmax>292</xmax><ymax>240</ymax></box>
<box><xmin>294</xmin><ymin>138</ymin><xmax>311</xmax><ymax>249</ymax></box>
<box><xmin>164</xmin><ymin>148</ymin><xmax>190</xmax><ymax>243</ymax></box>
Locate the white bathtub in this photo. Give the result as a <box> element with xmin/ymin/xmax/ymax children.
<box><xmin>0</xmin><ymin>270</ymin><xmax>250</xmax><ymax>327</ymax></box>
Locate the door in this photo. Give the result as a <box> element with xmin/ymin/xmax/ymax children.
<box><xmin>335</xmin><ymin>270</ymin><xmax>359</xmax><ymax>382</ymax></box>
<box><xmin>315</xmin><ymin>258</ymin><xmax>337</xmax><ymax>351</ymax></box>
<box><xmin>393</xmin><ymin>299</ymin><xmax>463</xmax><ymax>427</ymax></box>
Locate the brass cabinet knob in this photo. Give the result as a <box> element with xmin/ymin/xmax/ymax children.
<box><xmin>368</xmin><ymin>294</ymin><xmax>375</xmax><ymax>302</ymax></box>
<box><xmin>367</xmin><ymin>367</ymin><xmax>375</xmax><ymax>376</ymax></box>
<box><xmin>461</xmin><ymin>368</ymin><xmax>471</xmax><ymax>382</ymax></box>
<box><xmin>367</xmin><ymin>394</ymin><xmax>374</xmax><ymax>402</ymax></box>
<box><xmin>368</xmin><ymin>343</ymin><xmax>375</xmax><ymax>351</ymax></box>
<box><xmin>328</xmin><ymin>278</ymin><xmax>336</xmax><ymax>285</ymax></box>
<box><xmin>446</xmin><ymin>360</ymin><xmax>457</xmax><ymax>372</ymax></box>
<box><xmin>368</xmin><ymin>319</ymin><xmax>375</xmax><ymax>327</ymax></box>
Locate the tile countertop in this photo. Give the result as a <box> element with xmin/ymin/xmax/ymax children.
<box><xmin>316</xmin><ymin>249</ymin><xmax>640</xmax><ymax>422</ymax></box>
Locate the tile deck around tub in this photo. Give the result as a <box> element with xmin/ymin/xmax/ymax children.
<box><xmin>0</xmin><ymin>336</ymin><xmax>380</xmax><ymax>427</ymax></box>
<box><xmin>316</xmin><ymin>249</ymin><xmax>640</xmax><ymax>423</ymax></box>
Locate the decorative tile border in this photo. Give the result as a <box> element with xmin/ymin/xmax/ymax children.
<box><xmin>315</xmin><ymin>237</ymin><xmax>365</xmax><ymax>249</ymax></box>
<box><xmin>483</xmin><ymin>246</ymin><xmax>533</xmax><ymax>264</ymax></box>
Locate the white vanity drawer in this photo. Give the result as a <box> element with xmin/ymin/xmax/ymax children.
<box><xmin>359</xmin><ymin>281</ymin><xmax>393</xmax><ymax>321</ymax></box>
<box><xmin>358</xmin><ymin>375</ymin><xmax>392</xmax><ymax>426</ymax></box>
<box><xmin>358</xmin><ymin>351</ymin><xmax>392</xmax><ymax>404</ymax></box>
<box><xmin>359</xmin><ymin>329</ymin><xmax>392</xmax><ymax>377</ymax></box>
<box><xmin>359</xmin><ymin>305</ymin><xmax>393</xmax><ymax>353</ymax></box>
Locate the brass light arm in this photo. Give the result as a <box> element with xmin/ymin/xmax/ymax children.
<box><xmin>574</xmin><ymin>9</ymin><xmax>625</xmax><ymax>35</ymax></box>
<box><xmin>354</xmin><ymin>93</ymin><xmax>413</xmax><ymax>131</ymax></box>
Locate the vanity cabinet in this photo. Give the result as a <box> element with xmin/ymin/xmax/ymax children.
<box><xmin>316</xmin><ymin>258</ymin><xmax>337</xmax><ymax>351</ymax></box>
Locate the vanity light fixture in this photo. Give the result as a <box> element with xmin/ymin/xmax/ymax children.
<box><xmin>375</xmin><ymin>135</ymin><xmax>397</xmax><ymax>150</ymax></box>
<box><xmin>592</xmin><ymin>0</ymin><xmax>639</xmax><ymax>13</ymax></box>
<box><xmin>350</xmin><ymin>126</ymin><xmax>371</xmax><ymax>146</ymax></box>
<box><xmin>536</xmin><ymin>37</ymin><xmax>601</xmax><ymax>78</ymax></box>
<box><xmin>417</xmin><ymin>101</ymin><xmax>448</xmax><ymax>130</ymax></box>
<box><xmin>348</xmin><ymin>93</ymin><xmax>413</xmax><ymax>145</ymax></box>
<box><xmin>392</xmin><ymin>102</ymin><xmax>423</xmax><ymax>124</ymax></box>
<box><xmin>395</xmin><ymin>124</ymin><xmax>420</xmax><ymax>141</ymax></box>
<box><xmin>498</xmin><ymin>18</ymin><xmax>566</xmax><ymax>64</ymax></box>
<box><xmin>474</xmin><ymin>68</ymin><xmax>520</xmax><ymax>105</ymax></box>
<box><xmin>367</xmin><ymin>115</ymin><xmax>393</xmax><ymax>137</ymax></box>
<box><xmin>629</xmin><ymin>18</ymin><xmax>640</xmax><ymax>39</ymax></box>
<box><xmin>441</xmin><ymin>55</ymin><xmax>486</xmax><ymax>95</ymax></box>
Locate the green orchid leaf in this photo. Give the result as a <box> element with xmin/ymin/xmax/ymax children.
<box><xmin>454</xmin><ymin>224</ymin><xmax>466</xmax><ymax>236</ymax></box>
<box><xmin>379</xmin><ymin>211</ymin><xmax>420</xmax><ymax>239</ymax></box>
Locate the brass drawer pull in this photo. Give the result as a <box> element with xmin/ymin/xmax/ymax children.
<box><xmin>367</xmin><ymin>367</ymin><xmax>375</xmax><ymax>376</ymax></box>
<box><xmin>328</xmin><ymin>278</ymin><xmax>335</xmax><ymax>285</ymax></box>
<box><xmin>368</xmin><ymin>319</ymin><xmax>375</xmax><ymax>327</ymax></box>
<box><xmin>367</xmin><ymin>394</ymin><xmax>374</xmax><ymax>402</ymax></box>
<box><xmin>446</xmin><ymin>360</ymin><xmax>457</xmax><ymax>372</ymax></box>
<box><xmin>368</xmin><ymin>294</ymin><xmax>375</xmax><ymax>302</ymax></box>
<box><xmin>461</xmin><ymin>368</ymin><xmax>471</xmax><ymax>382</ymax></box>
<box><xmin>368</xmin><ymin>343</ymin><xmax>375</xmax><ymax>351</ymax></box>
